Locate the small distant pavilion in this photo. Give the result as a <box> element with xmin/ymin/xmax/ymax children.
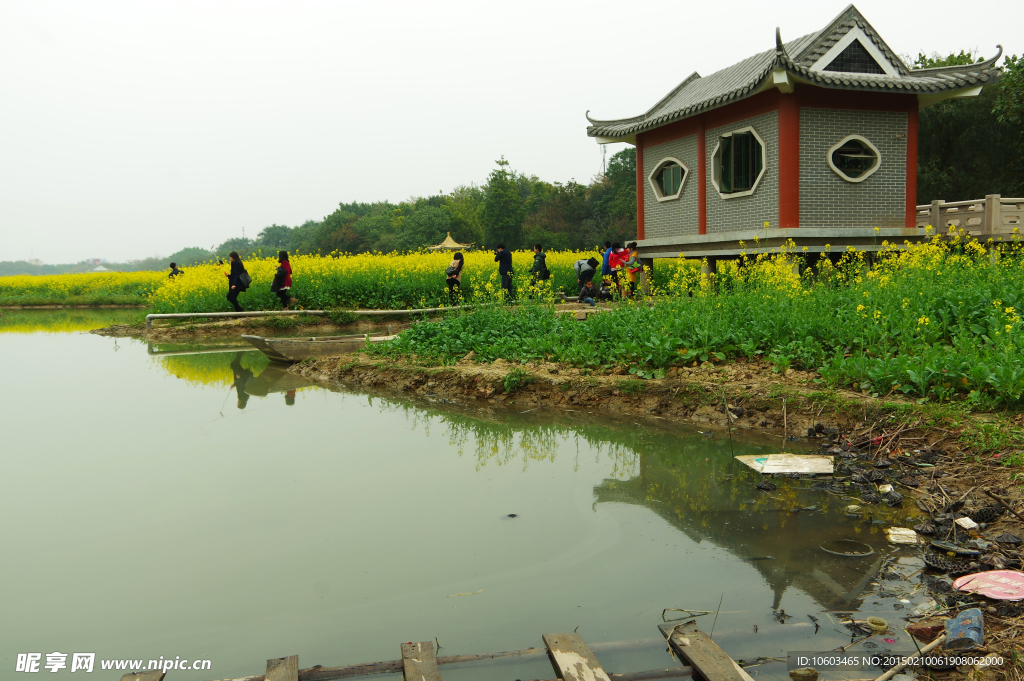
<box><xmin>427</xmin><ymin>233</ymin><xmax>474</xmax><ymax>251</ymax></box>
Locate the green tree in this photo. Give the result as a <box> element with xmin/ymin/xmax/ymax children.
<box><xmin>256</xmin><ymin>224</ymin><xmax>293</xmax><ymax>250</ymax></box>
<box><xmin>916</xmin><ymin>51</ymin><xmax>1024</xmax><ymax>202</ymax></box>
<box><xmin>482</xmin><ymin>157</ymin><xmax>525</xmax><ymax>249</ymax></box>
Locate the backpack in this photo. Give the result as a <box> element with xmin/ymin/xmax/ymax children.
<box><xmin>270</xmin><ymin>266</ymin><xmax>286</xmax><ymax>292</ymax></box>
<box><xmin>445</xmin><ymin>264</ymin><xmax>459</xmax><ymax>277</ymax></box>
<box><xmin>238</xmin><ymin>270</ymin><xmax>252</xmax><ymax>291</ymax></box>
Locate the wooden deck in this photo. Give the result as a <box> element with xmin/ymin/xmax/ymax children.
<box><xmin>152</xmin><ymin>622</ymin><xmax>746</xmax><ymax>681</ymax></box>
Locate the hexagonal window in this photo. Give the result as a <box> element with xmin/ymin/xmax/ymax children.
<box><xmin>828</xmin><ymin>135</ymin><xmax>880</xmax><ymax>182</ymax></box>
<box><xmin>710</xmin><ymin>126</ymin><xmax>766</xmax><ymax>199</ymax></box>
<box><xmin>648</xmin><ymin>158</ymin><xmax>689</xmax><ymax>202</ymax></box>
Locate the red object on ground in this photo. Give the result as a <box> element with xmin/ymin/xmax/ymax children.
<box><xmin>953</xmin><ymin>570</ymin><xmax>1024</xmax><ymax>600</ymax></box>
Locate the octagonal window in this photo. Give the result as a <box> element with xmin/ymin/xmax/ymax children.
<box><xmin>828</xmin><ymin>135</ymin><xmax>881</xmax><ymax>182</ymax></box>
<box><xmin>710</xmin><ymin>126</ymin><xmax>766</xmax><ymax>199</ymax></box>
<box><xmin>647</xmin><ymin>157</ymin><xmax>689</xmax><ymax>202</ymax></box>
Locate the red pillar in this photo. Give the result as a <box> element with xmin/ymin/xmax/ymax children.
<box><xmin>697</xmin><ymin>116</ymin><xmax>706</xmax><ymax>234</ymax></box>
<box><xmin>635</xmin><ymin>134</ymin><xmax>645</xmax><ymax>239</ymax></box>
<box><xmin>777</xmin><ymin>93</ymin><xmax>800</xmax><ymax>228</ymax></box>
<box><xmin>905</xmin><ymin>106</ymin><xmax>919</xmax><ymax>228</ymax></box>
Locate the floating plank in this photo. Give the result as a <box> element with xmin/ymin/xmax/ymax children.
<box><xmin>734</xmin><ymin>454</ymin><xmax>833</xmax><ymax>475</ymax></box>
<box><xmin>657</xmin><ymin>623</ymin><xmax>752</xmax><ymax>681</ymax></box>
<box><xmin>266</xmin><ymin>655</ymin><xmax>299</xmax><ymax>681</ymax></box>
<box><xmin>401</xmin><ymin>641</ymin><xmax>441</xmax><ymax>681</ymax></box>
<box><xmin>120</xmin><ymin>673</ymin><xmax>165</xmax><ymax>681</ymax></box>
<box><xmin>542</xmin><ymin>633</ymin><xmax>611</xmax><ymax>681</ymax></box>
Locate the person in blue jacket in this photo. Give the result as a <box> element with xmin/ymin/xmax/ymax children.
<box><xmin>601</xmin><ymin>240</ymin><xmax>613</xmax><ymax>277</ymax></box>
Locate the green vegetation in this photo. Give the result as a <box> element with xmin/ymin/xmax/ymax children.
<box><xmin>372</xmin><ymin>236</ymin><xmax>1024</xmax><ymax>408</ymax></box>
<box><xmin>916</xmin><ymin>49</ymin><xmax>1024</xmax><ymax>201</ymax></box>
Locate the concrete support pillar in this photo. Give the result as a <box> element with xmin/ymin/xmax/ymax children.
<box><xmin>930</xmin><ymin>200</ymin><xmax>944</xmax><ymax>232</ymax></box>
<box><xmin>701</xmin><ymin>257</ymin><xmax>718</xmax><ymax>286</ymax></box>
<box><xmin>638</xmin><ymin>257</ymin><xmax>654</xmax><ymax>295</ymax></box>
<box><xmin>983</xmin><ymin>194</ymin><xmax>1001</xmax><ymax>235</ymax></box>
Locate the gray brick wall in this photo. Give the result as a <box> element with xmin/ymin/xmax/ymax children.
<box><xmin>799</xmin><ymin>108</ymin><xmax>907</xmax><ymax>228</ymax></box>
<box><xmin>705</xmin><ymin>111</ymin><xmax>779</xmax><ymax>233</ymax></box>
<box><xmin>642</xmin><ymin>135</ymin><xmax>699</xmax><ymax>239</ymax></box>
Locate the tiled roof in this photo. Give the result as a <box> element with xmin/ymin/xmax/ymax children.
<box><xmin>586</xmin><ymin>4</ymin><xmax>1002</xmax><ymax>140</ymax></box>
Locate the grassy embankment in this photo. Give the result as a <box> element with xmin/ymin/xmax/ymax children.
<box><xmin>369</xmin><ymin>235</ymin><xmax>1024</xmax><ymax>419</ymax></box>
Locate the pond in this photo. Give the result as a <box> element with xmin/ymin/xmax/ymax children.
<box><xmin>0</xmin><ymin>310</ymin><xmax>916</xmax><ymax>680</ymax></box>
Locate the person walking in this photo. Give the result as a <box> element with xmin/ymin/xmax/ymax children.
<box><xmin>224</xmin><ymin>251</ymin><xmax>248</xmax><ymax>312</ymax></box>
<box><xmin>271</xmin><ymin>251</ymin><xmax>298</xmax><ymax>309</ymax></box>
<box><xmin>168</xmin><ymin>262</ymin><xmax>183</xmax><ymax>278</ymax></box>
<box><xmin>494</xmin><ymin>243</ymin><xmax>515</xmax><ymax>302</ymax></box>
<box><xmin>446</xmin><ymin>251</ymin><xmax>465</xmax><ymax>303</ymax></box>
<box><xmin>573</xmin><ymin>257</ymin><xmax>599</xmax><ymax>297</ymax></box>
<box><xmin>530</xmin><ymin>243</ymin><xmax>550</xmax><ymax>285</ymax></box>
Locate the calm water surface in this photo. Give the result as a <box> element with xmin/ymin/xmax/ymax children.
<box><xmin>0</xmin><ymin>311</ymin><xmax>913</xmax><ymax>680</ymax></box>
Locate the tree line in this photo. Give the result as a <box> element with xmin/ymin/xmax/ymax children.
<box><xmin>2</xmin><ymin>49</ymin><xmax>1019</xmax><ymax>277</ymax></box>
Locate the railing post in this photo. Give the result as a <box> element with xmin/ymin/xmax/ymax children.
<box><xmin>930</xmin><ymin>200</ymin><xmax>944</xmax><ymax>231</ymax></box>
<box><xmin>984</xmin><ymin>194</ymin><xmax>1001</xmax><ymax>234</ymax></box>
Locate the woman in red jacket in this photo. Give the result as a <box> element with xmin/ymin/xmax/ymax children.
<box><xmin>272</xmin><ymin>251</ymin><xmax>298</xmax><ymax>309</ymax></box>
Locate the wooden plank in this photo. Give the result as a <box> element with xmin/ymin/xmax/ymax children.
<box><xmin>657</xmin><ymin>623</ymin><xmax>751</xmax><ymax>681</ymax></box>
<box><xmin>266</xmin><ymin>655</ymin><xmax>299</xmax><ymax>681</ymax></box>
<box><xmin>542</xmin><ymin>633</ymin><xmax>612</xmax><ymax>681</ymax></box>
<box><xmin>120</xmin><ymin>673</ymin><xmax>165</xmax><ymax>681</ymax></box>
<box><xmin>401</xmin><ymin>641</ymin><xmax>441</xmax><ymax>681</ymax></box>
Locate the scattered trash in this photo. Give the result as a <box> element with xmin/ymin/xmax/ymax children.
<box><xmin>755</xmin><ymin>480</ymin><xmax>777</xmax><ymax>492</ymax></box>
<box><xmin>885</xmin><ymin>527</ymin><xmax>920</xmax><ymax>545</ymax></box>
<box><xmin>867</xmin><ymin>616</ymin><xmax>888</xmax><ymax>633</ymax></box>
<box><xmin>878</xmin><ymin>484</ymin><xmax>894</xmax><ymax>493</ymax></box>
<box><xmin>820</xmin><ymin>539</ymin><xmax>874</xmax><ymax>557</ymax></box>
<box><xmin>970</xmin><ymin>505</ymin><xmax>1006</xmax><ymax>523</ymax></box>
<box><xmin>734</xmin><ymin>454</ymin><xmax>834</xmax><ymax>474</ymax></box>
<box><xmin>994</xmin><ymin>532</ymin><xmax>1022</xmax><ymax>545</ymax></box>
<box><xmin>944</xmin><ymin>607</ymin><xmax>983</xmax><ymax>650</ymax></box>
<box><xmin>952</xmin><ymin>570</ymin><xmax>1024</xmax><ymax>600</ymax></box>
<box><xmin>955</xmin><ymin>517</ymin><xmax>979</xmax><ymax>531</ymax></box>
<box><xmin>907</xmin><ymin>623</ymin><xmax>944</xmax><ymax>642</ymax></box>
<box><xmin>930</xmin><ymin>540</ymin><xmax>980</xmax><ymax>556</ymax></box>
<box><xmin>845</xmin><ymin>505</ymin><xmax>863</xmax><ymax>514</ymax></box>
<box><xmin>924</xmin><ymin>552</ymin><xmax>973</xmax><ymax>574</ymax></box>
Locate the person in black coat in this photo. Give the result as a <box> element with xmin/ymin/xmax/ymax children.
<box><xmin>225</xmin><ymin>251</ymin><xmax>246</xmax><ymax>312</ymax></box>
<box><xmin>494</xmin><ymin>244</ymin><xmax>515</xmax><ymax>302</ymax></box>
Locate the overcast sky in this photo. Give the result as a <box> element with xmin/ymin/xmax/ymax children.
<box><xmin>1</xmin><ymin>0</ymin><xmax>1019</xmax><ymax>263</ymax></box>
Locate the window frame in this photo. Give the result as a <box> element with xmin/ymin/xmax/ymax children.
<box><xmin>647</xmin><ymin>157</ymin><xmax>690</xmax><ymax>202</ymax></box>
<box><xmin>827</xmin><ymin>134</ymin><xmax>881</xmax><ymax>183</ymax></box>
<box><xmin>710</xmin><ymin>126</ymin><xmax>767</xmax><ymax>200</ymax></box>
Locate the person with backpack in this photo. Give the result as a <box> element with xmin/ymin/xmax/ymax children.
<box><xmin>271</xmin><ymin>251</ymin><xmax>298</xmax><ymax>309</ymax></box>
<box><xmin>224</xmin><ymin>251</ymin><xmax>249</xmax><ymax>312</ymax></box>
<box><xmin>445</xmin><ymin>251</ymin><xmax>465</xmax><ymax>303</ymax></box>
<box><xmin>530</xmin><ymin>244</ymin><xmax>550</xmax><ymax>285</ymax></box>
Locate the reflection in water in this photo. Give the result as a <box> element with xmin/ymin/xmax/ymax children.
<box><xmin>0</xmin><ymin>309</ymin><xmax>141</xmax><ymax>334</ymax></box>
<box><xmin>593</xmin><ymin>448</ymin><xmax>909</xmax><ymax>610</ymax></box>
<box><xmin>306</xmin><ymin>392</ymin><xmax>909</xmax><ymax>613</ymax></box>
<box><xmin>151</xmin><ymin>344</ymin><xmax>318</xmax><ymax>411</ymax></box>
